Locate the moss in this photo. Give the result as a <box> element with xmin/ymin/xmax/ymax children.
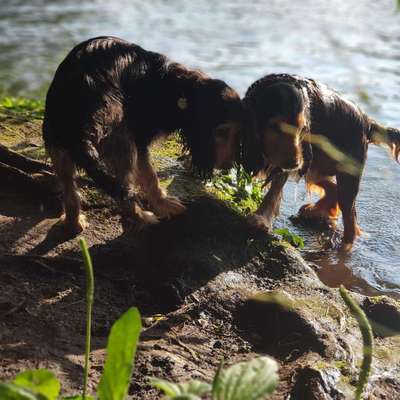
<box><xmin>19</xmin><ymin>146</ymin><xmax>46</xmax><ymax>161</ymax></box>
<box><xmin>0</xmin><ymin>108</ymin><xmax>43</xmax><ymax>158</ymax></box>
<box><xmin>295</xmin><ymin>296</ymin><xmax>349</xmax><ymax>327</ymax></box>
<box><xmin>150</xmin><ymin>134</ymin><xmax>183</xmax><ymax>160</ymax></box>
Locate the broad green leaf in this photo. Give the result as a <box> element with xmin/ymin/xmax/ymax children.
<box><xmin>0</xmin><ymin>382</ymin><xmax>44</xmax><ymax>400</ymax></box>
<box><xmin>212</xmin><ymin>356</ymin><xmax>279</xmax><ymax>400</ymax></box>
<box><xmin>13</xmin><ymin>370</ymin><xmax>60</xmax><ymax>400</ymax></box>
<box><xmin>151</xmin><ymin>378</ymin><xmax>211</xmax><ymax>399</ymax></box>
<box><xmin>97</xmin><ymin>307</ymin><xmax>142</xmax><ymax>400</ymax></box>
<box><xmin>62</xmin><ymin>396</ymin><xmax>94</xmax><ymax>399</ymax></box>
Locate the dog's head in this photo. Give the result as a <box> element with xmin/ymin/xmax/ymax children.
<box><xmin>262</xmin><ymin>112</ymin><xmax>305</xmax><ymax>171</ymax></box>
<box><xmin>182</xmin><ymin>78</ymin><xmax>244</xmax><ymax>178</ymax></box>
<box><xmin>244</xmin><ymin>82</ymin><xmax>306</xmax><ymax>173</ymax></box>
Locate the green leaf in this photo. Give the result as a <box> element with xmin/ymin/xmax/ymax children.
<box><xmin>62</xmin><ymin>396</ymin><xmax>95</xmax><ymax>399</ymax></box>
<box><xmin>273</xmin><ymin>228</ymin><xmax>304</xmax><ymax>249</ymax></box>
<box><xmin>151</xmin><ymin>378</ymin><xmax>211</xmax><ymax>399</ymax></box>
<box><xmin>13</xmin><ymin>370</ymin><xmax>60</xmax><ymax>400</ymax></box>
<box><xmin>212</xmin><ymin>356</ymin><xmax>279</xmax><ymax>400</ymax></box>
<box><xmin>0</xmin><ymin>382</ymin><xmax>44</xmax><ymax>400</ymax></box>
<box><xmin>97</xmin><ymin>307</ymin><xmax>142</xmax><ymax>400</ymax></box>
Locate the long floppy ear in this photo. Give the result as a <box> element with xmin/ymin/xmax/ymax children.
<box><xmin>241</xmin><ymin>103</ymin><xmax>267</xmax><ymax>175</ymax></box>
<box><xmin>179</xmin><ymin>80</ymin><xmax>226</xmax><ymax>179</ymax></box>
<box><xmin>299</xmin><ymin>134</ymin><xmax>313</xmax><ymax>177</ymax></box>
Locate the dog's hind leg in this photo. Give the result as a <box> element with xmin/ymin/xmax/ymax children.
<box><xmin>49</xmin><ymin>148</ymin><xmax>87</xmax><ymax>235</ymax></box>
<box><xmin>101</xmin><ymin>137</ymin><xmax>159</xmax><ymax>230</ymax></box>
<box><xmin>135</xmin><ymin>148</ymin><xmax>186</xmax><ymax>219</ymax></box>
<box><xmin>299</xmin><ymin>179</ymin><xmax>339</xmax><ymax>220</ymax></box>
<box><xmin>247</xmin><ymin>171</ymin><xmax>289</xmax><ymax>232</ymax></box>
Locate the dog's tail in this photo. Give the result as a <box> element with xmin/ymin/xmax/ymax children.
<box><xmin>369</xmin><ymin>121</ymin><xmax>400</xmax><ymax>162</ymax></box>
<box><xmin>71</xmin><ymin>142</ymin><xmax>129</xmax><ymax>200</ymax></box>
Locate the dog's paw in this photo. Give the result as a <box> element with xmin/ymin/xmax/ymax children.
<box><xmin>298</xmin><ymin>203</ymin><xmax>332</xmax><ymax>220</ymax></box>
<box><xmin>246</xmin><ymin>214</ymin><xmax>272</xmax><ymax>232</ymax></box>
<box><xmin>152</xmin><ymin>196</ymin><xmax>186</xmax><ymax>219</ymax></box>
<box><xmin>339</xmin><ymin>241</ymin><xmax>353</xmax><ymax>252</ymax></box>
<box><xmin>122</xmin><ymin>210</ymin><xmax>159</xmax><ymax>233</ymax></box>
<box><xmin>56</xmin><ymin>214</ymin><xmax>88</xmax><ymax>235</ymax></box>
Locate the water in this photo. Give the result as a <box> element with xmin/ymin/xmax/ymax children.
<box><xmin>1</xmin><ymin>0</ymin><xmax>399</xmax><ymax>297</ymax></box>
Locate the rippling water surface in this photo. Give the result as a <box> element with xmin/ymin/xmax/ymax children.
<box><xmin>1</xmin><ymin>0</ymin><xmax>399</xmax><ymax>296</ymax></box>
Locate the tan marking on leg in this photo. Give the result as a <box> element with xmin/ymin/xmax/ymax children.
<box><xmin>300</xmin><ymin>179</ymin><xmax>339</xmax><ymax>220</ymax></box>
<box><xmin>49</xmin><ymin>148</ymin><xmax>87</xmax><ymax>234</ymax></box>
<box><xmin>247</xmin><ymin>172</ymin><xmax>289</xmax><ymax>232</ymax></box>
<box><xmin>136</xmin><ymin>149</ymin><xmax>186</xmax><ymax>219</ymax></box>
<box><xmin>101</xmin><ymin>133</ymin><xmax>159</xmax><ymax>229</ymax></box>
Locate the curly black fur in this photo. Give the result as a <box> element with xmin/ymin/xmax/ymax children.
<box><xmin>43</xmin><ymin>36</ymin><xmax>244</xmax><ymax>199</ymax></box>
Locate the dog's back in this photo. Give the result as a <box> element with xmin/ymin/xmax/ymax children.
<box><xmin>43</xmin><ymin>36</ymin><xmax>164</xmax><ymax>151</ymax></box>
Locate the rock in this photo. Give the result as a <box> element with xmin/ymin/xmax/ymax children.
<box><xmin>362</xmin><ymin>296</ymin><xmax>400</xmax><ymax>337</ymax></box>
<box><xmin>235</xmin><ymin>291</ymin><xmax>332</xmax><ymax>359</ymax></box>
<box><xmin>291</xmin><ymin>365</ymin><xmax>346</xmax><ymax>399</ymax></box>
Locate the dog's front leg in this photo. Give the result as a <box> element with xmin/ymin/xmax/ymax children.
<box><xmin>136</xmin><ymin>149</ymin><xmax>186</xmax><ymax>219</ymax></box>
<box><xmin>247</xmin><ymin>171</ymin><xmax>289</xmax><ymax>232</ymax></box>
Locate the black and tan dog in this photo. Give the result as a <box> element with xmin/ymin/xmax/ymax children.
<box><xmin>243</xmin><ymin>73</ymin><xmax>400</xmax><ymax>249</ymax></box>
<box><xmin>43</xmin><ymin>36</ymin><xmax>243</xmax><ymax>234</ymax></box>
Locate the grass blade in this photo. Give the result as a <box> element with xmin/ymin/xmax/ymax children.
<box><xmin>339</xmin><ymin>286</ymin><xmax>373</xmax><ymax>400</ymax></box>
<box><xmin>79</xmin><ymin>238</ymin><xmax>95</xmax><ymax>400</ymax></box>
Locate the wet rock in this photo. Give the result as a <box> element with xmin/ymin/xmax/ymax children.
<box><xmin>362</xmin><ymin>296</ymin><xmax>400</xmax><ymax>337</ymax></box>
<box><xmin>290</xmin><ymin>365</ymin><xmax>346</xmax><ymax>400</ymax></box>
<box><xmin>235</xmin><ymin>291</ymin><xmax>332</xmax><ymax>359</ymax></box>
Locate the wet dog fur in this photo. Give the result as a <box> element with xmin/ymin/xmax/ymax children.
<box><xmin>43</xmin><ymin>36</ymin><xmax>244</xmax><ymax>234</ymax></box>
<box><xmin>243</xmin><ymin>73</ymin><xmax>400</xmax><ymax>249</ymax></box>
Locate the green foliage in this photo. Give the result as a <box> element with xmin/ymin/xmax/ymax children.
<box><xmin>150</xmin><ymin>378</ymin><xmax>211</xmax><ymax>399</ymax></box>
<box><xmin>0</xmin><ymin>97</ymin><xmax>44</xmax><ymax>119</ymax></box>
<box><xmin>211</xmin><ymin>165</ymin><xmax>264</xmax><ymax>214</ymax></box>
<box><xmin>98</xmin><ymin>308</ymin><xmax>142</xmax><ymax>400</ymax></box>
<box><xmin>212</xmin><ymin>357</ymin><xmax>279</xmax><ymax>400</ymax></box>
<box><xmin>273</xmin><ymin>228</ymin><xmax>304</xmax><ymax>249</ymax></box>
<box><xmin>152</xmin><ymin>356</ymin><xmax>279</xmax><ymax>400</ymax></box>
<box><xmin>13</xmin><ymin>370</ymin><xmax>60</xmax><ymax>400</ymax></box>
<box><xmin>339</xmin><ymin>286</ymin><xmax>373</xmax><ymax>400</ymax></box>
<box><xmin>79</xmin><ymin>238</ymin><xmax>95</xmax><ymax>400</ymax></box>
<box><xmin>0</xmin><ymin>382</ymin><xmax>44</xmax><ymax>400</ymax></box>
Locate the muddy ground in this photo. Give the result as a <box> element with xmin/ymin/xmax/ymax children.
<box><xmin>1</xmin><ymin>109</ymin><xmax>400</xmax><ymax>399</ymax></box>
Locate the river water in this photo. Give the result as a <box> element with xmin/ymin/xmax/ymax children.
<box><xmin>1</xmin><ymin>0</ymin><xmax>399</xmax><ymax>297</ymax></box>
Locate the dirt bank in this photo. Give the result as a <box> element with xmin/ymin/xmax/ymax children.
<box><xmin>0</xmin><ymin>109</ymin><xmax>399</xmax><ymax>399</ymax></box>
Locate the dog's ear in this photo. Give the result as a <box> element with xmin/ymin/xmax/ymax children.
<box><xmin>241</xmin><ymin>104</ymin><xmax>267</xmax><ymax>175</ymax></box>
<box><xmin>180</xmin><ymin>82</ymin><xmax>221</xmax><ymax>179</ymax></box>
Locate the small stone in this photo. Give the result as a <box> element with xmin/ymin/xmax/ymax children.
<box><xmin>213</xmin><ymin>340</ymin><xmax>222</xmax><ymax>349</ymax></box>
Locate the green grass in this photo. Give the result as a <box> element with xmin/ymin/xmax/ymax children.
<box><xmin>0</xmin><ymin>97</ymin><xmax>44</xmax><ymax>119</ymax></box>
